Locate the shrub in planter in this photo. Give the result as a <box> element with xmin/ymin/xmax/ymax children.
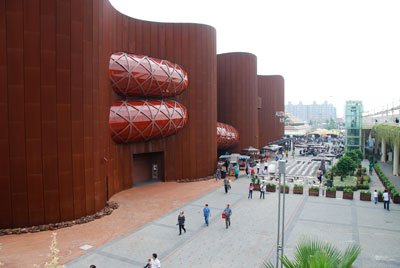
<box><xmin>309</xmin><ymin>186</ymin><xmax>319</xmax><ymax>196</ymax></box>
<box><xmin>392</xmin><ymin>190</ymin><xmax>400</xmax><ymax>203</ymax></box>
<box><xmin>293</xmin><ymin>184</ymin><xmax>303</xmax><ymax>194</ymax></box>
<box><xmin>266</xmin><ymin>183</ymin><xmax>276</xmax><ymax>192</ymax></box>
<box><xmin>360</xmin><ymin>190</ymin><xmax>371</xmax><ymax>201</ymax></box>
<box><xmin>356</xmin><ymin>181</ymin><xmax>370</xmax><ymax>190</ymax></box>
<box><xmin>343</xmin><ymin>188</ymin><xmax>354</xmax><ymax>200</ymax></box>
<box><xmin>280</xmin><ymin>185</ymin><xmax>289</xmax><ymax>194</ymax></box>
<box><xmin>387</xmin><ymin>184</ymin><xmax>395</xmax><ymax>194</ymax></box>
<box><xmin>326</xmin><ymin>186</ymin><xmax>336</xmax><ymax>198</ymax></box>
<box><xmin>378</xmin><ymin>190</ymin><xmax>384</xmax><ymax>202</ymax></box>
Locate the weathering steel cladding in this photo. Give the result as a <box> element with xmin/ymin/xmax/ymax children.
<box><xmin>109</xmin><ymin>52</ymin><xmax>189</xmax><ymax>98</ymax></box>
<box><xmin>109</xmin><ymin>100</ymin><xmax>188</xmax><ymax>143</ymax></box>
<box><xmin>217</xmin><ymin>122</ymin><xmax>240</xmax><ymax>149</ymax></box>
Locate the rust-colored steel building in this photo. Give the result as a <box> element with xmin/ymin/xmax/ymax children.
<box><xmin>0</xmin><ymin>0</ymin><xmax>217</xmax><ymax>228</ymax></box>
<box><xmin>217</xmin><ymin>53</ymin><xmax>259</xmax><ymax>152</ymax></box>
<box><xmin>258</xmin><ymin>75</ymin><xmax>285</xmax><ymax>147</ymax></box>
<box><xmin>0</xmin><ymin>0</ymin><xmax>283</xmax><ymax>228</ymax></box>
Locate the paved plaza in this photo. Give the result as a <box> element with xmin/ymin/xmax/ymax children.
<box><xmin>67</xmin><ymin>157</ymin><xmax>400</xmax><ymax>268</ymax></box>
<box><xmin>1</xmin><ymin>154</ymin><xmax>399</xmax><ymax>268</ymax></box>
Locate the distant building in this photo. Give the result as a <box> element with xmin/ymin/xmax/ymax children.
<box><xmin>285</xmin><ymin>101</ymin><xmax>337</xmax><ymax>122</ymax></box>
<box><xmin>345</xmin><ymin>101</ymin><xmax>363</xmax><ymax>152</ymax></box>
<box><xmin>284</xmin><ymin>112</ymin><xmax>311</xmax><ymax>136</ymax></box>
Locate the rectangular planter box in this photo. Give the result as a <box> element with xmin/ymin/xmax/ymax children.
<box><xmin>394</xmin><ymin>195</ymin><xmax>400</xmax><ymax>204</ymax></box>
<box><xmin>360</xmin><ymin>193</ymin><xmax>371</xmax><ymax>201</ymax></box>
<box><xmin>343</xmin><ymin>192</ymin><xmax>354</xmax><ymax>200</ymax></box>
<box><xmin>266</xmin><ymin>185</ymin><xmax>276</xmax><ymax>192</ymax></box>
<box><xmin>293</xmin><ymin>187</ymin><xmax>303</xmax><ymax>195</ymax></box>
<box><xmin>326</xmin><ymin>191</ymin><xmax>336</xmax><ymax>198</ymax></box>
<box><xmin>309</xmin><ymin>189</ymin><xmax>319</xmax><ymax>196</ymax></box>
<box><xmin>280</xmin><ymin>187</ymin><xmax>289</xmax><ymax>194</ymax></box>
<box><xmin>378</xmin><ymin>195</ymin><xmax>384</xmax><ymax>202</ymax></box>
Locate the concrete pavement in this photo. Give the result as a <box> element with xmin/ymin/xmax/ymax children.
<box><xmin>67</xmin><ymin>162</ymin><xmax>400</xmax><ymax>268</ymax></box>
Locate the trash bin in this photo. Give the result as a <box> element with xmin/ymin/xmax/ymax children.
<box><xmin>221</xmin><ymin>170</ymin><xmax>226</xmax><ymax>179</ymax></box>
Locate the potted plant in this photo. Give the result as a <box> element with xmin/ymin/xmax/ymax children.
<box><xmin>309</xmin><ymin>186</ymin><xmax>319</xmax><ymax>196</ymax></box>
<box><xmin>280</xmin><ymin>184</ymin><xmax>289</xmax><ymax>194</ymax></box>
<box><xmin>360</xmin><ymin>190</ymin><xmax>371</xmax><ymax>201</ymax></box>
<box><xmin>343</xmin><ymin>188</ymin><xmax>353</xmax><ymax>200</ymax></box>
<box><xmin>392</xmin><ymin>190</ymin><xmax>400</xmax><ymax>203</ymax></box>
<box><xmin>293</xmin><ymin>184</ymin><xmax>303</xmax><ymax>194</ymax></box>
<box><xmin>266</xmin><ymin>183</ymin><xmax>276</xmax><ymax>192</ymax></box>
<box><xmin>378</xmin><ymin>190</ymin><xmax>384</xmax><ymax>202</ymax></box>
<box><xmin>387</xmin><ymin>183</ymin><xmax>395</xmax><ymax>195</ymax></box>
<box><xmin>326</xmin><ymin>186</ymin><xmax>336</xmax><ymax>198</ymax></box>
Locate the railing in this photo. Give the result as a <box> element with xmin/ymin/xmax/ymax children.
<box><xmin>363</xmin><ymin>99</ymin><xmax>400</xmax><ymax>129</ymax></box>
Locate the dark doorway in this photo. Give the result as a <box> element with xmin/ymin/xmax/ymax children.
<box><xmin>132</xmin><ymin>152</ymin><xmax>164</xmax><ymax>186</ymax></box>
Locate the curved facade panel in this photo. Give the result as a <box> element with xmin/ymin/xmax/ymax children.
<box><xmin>0</xmin><ymin>0</ymin><xmax>217</xmax><ymax>228</ymax></box>
<box><xmin>258</xmin><ymin>75</ymin><xmax>285</xmax><ymax>146</ymax></box>
<box><xmin>110</xmin><ymin>100</ymin><xmax>188</xmax><ymax>143</ymax></box>
<box><xmin>217</xmin><ymin>122</ymin><xmax>239</xmax><ymax>149</ymax></box>
<box><xmin>217</xmin><ymin>53</ymin><xmax>259</xmax><ymax>152</ymax></box>
<box><xmin>109</xmin><ymin>52</ymin><xmax>189</xmax><ymax>97</ymax></box>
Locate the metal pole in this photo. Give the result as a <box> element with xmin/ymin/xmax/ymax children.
<box><xmin>281</xmin><ymin>171</ymin><xmax>286</xmax><ymax>268</ymax></box>
<box><xmin>277</xmin><ymin>160</ymin><xmax>287</xmax><ymax>267</ymax></box>
<box><xmin>276</xmin><ymin>171</ymin><xmax>282</xmax><ymax>268</ymax></box>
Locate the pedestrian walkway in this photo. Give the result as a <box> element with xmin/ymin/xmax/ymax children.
<box><xmin>378</xmin><ymin>161</ymin><xmax>400</xmax><ymax>190</ymax></box>
<box><xmin>0</xmin><ymin>179</ymin><xmax>223</xmax><ymax>268</ymax></box>
<box><xmin>285</xmin><ymin>160</ymin><xmax>320</xmax><ymax>177</ymax></box>
<box><xmin>67</xmin><ymin>173</ymin><xmax>400</xmax><ymax>268</ymax></box>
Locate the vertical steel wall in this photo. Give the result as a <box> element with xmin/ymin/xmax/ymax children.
<box><xmin>217</xmin><ymin>53</ymin><xmax>259</xmax><ymax>152</ymax></box>
<box><xmin>0</xmin><ymin>0</ymin><xmax>217</xmax><ymax>228</ymax></box>
<box><xmin>258</xmin><ymin>75</ymin><xmax>285</xmax><ymax>146</ymax></box>
<box><xmin>0</xmin><ymin>0</ymin><xmax>284</xmax><ymax>228</ymax></box>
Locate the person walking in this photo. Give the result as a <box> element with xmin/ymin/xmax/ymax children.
<box><xmin>248</xmin><ymin>183</ymin><xmax>254</xmax><ymax>199</ymax></box>
<box><xmin>383</xmin><ymin>190</ymin><xmax>390</xmax><ymax>211</ymax></box>
<box><xmin>143</xmin><ymin>259</ymin><xmax>151</xmax><ymax>268</ymax></box>
<box><xmin>374</xmin><ymin>189</ymin><xmax>378</xmax><ymax>204</ymax></box>
<box><xmin>369</xmin><ymin>161</ymin><xmax>374</xmax><ymax>175</ymax></box>
<box><xmin>203</xmin><ymin>204</ymin><xmax>211</xmax><ymax>226</ymax></box>
<box><xmin>260</xmin><ymin>182</ymin><xmax>266</xmax><ymax>199</ymax></box>
<box><xmin>223</xmin><ymin>204</ymin><xmax>232</xmax><ymax>229</ymax></box>
<box><xmin>285</xmin><ymin>150</ymin><xmax>289</xmax><ymax>158</ymax></box>
<box><xmin>224</xmin><ymin>177</ymin><xmax>229</xmax><ymax>193</ymax></box>
<box><xmin>234</xmin><ymin>166</ymin><xmax>239</xmax><ymax>179</ymax></box>
<box><xmin>216</xmin><ymin>167</ymin><xmax>221</xmax><ymax>181</ymax></box>
<box><xmin>256</xmin><ymin>162</ymin><xmax>260</xmax><ymax>174</ymax></box>
<box><xmin>150</xmin><ymin>253</ymin><xmax>161</xmax><ymax>268</ymax></box>
<box><xmin>177</xmin><ymin>210</ymin><xmax>186</xmax><ymax>235</ymax></box>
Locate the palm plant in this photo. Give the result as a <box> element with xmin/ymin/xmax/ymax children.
<box><xmin>263</xmin><ymin>238</ymin><xmax>361</xmax><ymax>268</ymax></box>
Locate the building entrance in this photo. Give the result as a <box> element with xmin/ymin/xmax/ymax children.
<box><xmin>132</xmin><ymin>152</ymin><xmax>164</xmax><ymax>186</ymax></box>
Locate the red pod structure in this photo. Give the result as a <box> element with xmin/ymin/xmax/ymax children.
<box><xmin>110</xmin><ymin>100</ymin><xmax>188</xmax><ymax>143</ymax></box>
<box><xmin>217</xmin><ymin>122</ymin><xmax>240</xmax><ymax>149</ymax></box>
<box><xmin>109</xmin><ymin>52</ymin><xmax>189</xmax><ymax>97</ymax></box>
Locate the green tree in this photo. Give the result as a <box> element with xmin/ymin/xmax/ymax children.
<box><xmin>263</xmin><ymin>238</ymin><xmax>361</xmax><ymax>268</ymax></box>
<box><xmin>345</xmin><ymin>149</ymin><xmax>363</xmax><ymax>164</ymax></box>
<box><xmin>336</xmin><ymin>156</ymin><xmax>357</xmax><ymax>180</ymax></box>
<box><xmin>328</xmin><ymin>117</ymin><xmax>336</xmax><ymax>130</ymax></box>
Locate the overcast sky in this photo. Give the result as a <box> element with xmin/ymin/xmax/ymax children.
<box><xmin>110</xmin><ymin>0</ymin><xmax>400</xmax><ymax>117</ymax></box>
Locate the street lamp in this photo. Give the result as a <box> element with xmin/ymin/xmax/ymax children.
<box><xmin>276</xmin><ymin>160</ymin><xmax>286</xmax><ymax>268</ymax></box>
